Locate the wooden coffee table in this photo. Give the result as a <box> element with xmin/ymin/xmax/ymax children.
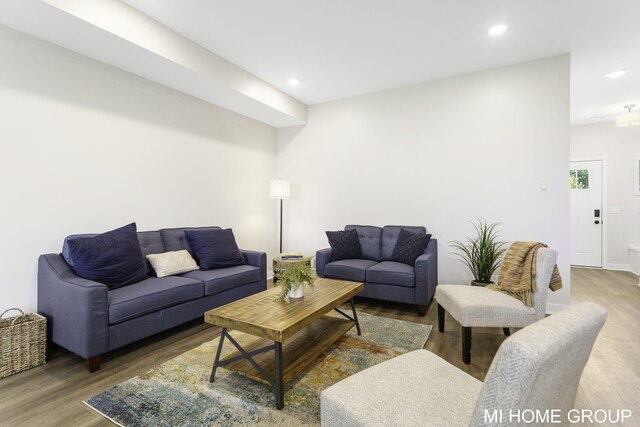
<box><xmin>204</xmin><ymin>278</ymin><xmax>363</xmax><ymax>409</ymax></box>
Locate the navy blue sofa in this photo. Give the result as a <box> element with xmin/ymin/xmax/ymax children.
<box><xmin>316</xmin><ymin>225</ymin><xmax>437</xmax><ymax>316</ymax></box>
<box><xmin>38</xmin><ymin>226</ymin><xmax>267</xmax><ymax>372</ymax></box>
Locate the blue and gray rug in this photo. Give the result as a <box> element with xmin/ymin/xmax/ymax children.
<box><xmin>84</xmin><ymin>312</ymin><xmax>431</xmax><ymax>426</ymax></box>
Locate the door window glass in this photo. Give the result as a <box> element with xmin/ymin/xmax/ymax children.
<box><xmin>569</xmin><ymin>169</ymin><xmax>589</xmax><ymax>189</ymax></box>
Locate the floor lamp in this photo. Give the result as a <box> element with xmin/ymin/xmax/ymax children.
<box><xmin>270</xmin><ymin>178</ymin><xmax>290</xmax><ymax>254</ymax></box>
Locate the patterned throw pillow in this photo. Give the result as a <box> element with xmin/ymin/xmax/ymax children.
<box><xmin>391</xmin><ymin>229</ymin><xmax>432</xmax><ymax>266</ymax></box>
<box><xmin>146</xmin><ymin>250</ymin><xmax>199</xmax><ymax>278</ymax></box>
<box><xmin>326</xmin><ymin>229</ymin><xmax>363</xmax><ymax>261</ymax></box>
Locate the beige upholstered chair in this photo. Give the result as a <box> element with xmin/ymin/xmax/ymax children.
<box><xmin>435</xmin><ymin>247</ymin><xmax>558</xmax><ymax>363</ymax></box>
<box><xmin>321</xmin><ymin>302</ymin><xmax>606</xmax><ymax>427</ymax></box>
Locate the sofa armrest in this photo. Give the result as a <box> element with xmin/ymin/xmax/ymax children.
<box><xmin>37</xmin><ymin>254</ymin><xmax>109</xmax><ymax>359</ymax></box>
<box><xmin>241</xmin><ymin>249</ymin><xmax>267</xmax><ymax>289</ymax></box>
<box><xmin>414</xmin><ymin>239</ymin><xmax>438</xmax><ymax>305</ymax></box>
<box><xmin>316</xmin><ymin>248</ymin><xmax>333</xmax><ymax>278</ymax></box>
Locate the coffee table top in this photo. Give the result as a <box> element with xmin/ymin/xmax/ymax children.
<box><xmin>204</xmin><ymin>278</ymin><xmax>363</xmax><ymax>342</ymax></box>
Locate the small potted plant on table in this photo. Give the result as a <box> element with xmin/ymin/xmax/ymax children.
<box><xmin>450</xmin><ymin>218</ymin><xmax>507</xmax><ymax>286</ymax></box>
<box><xmin>276</xmin><ymin>262</ymin><xmax>316</xmax><ymax>300</ymax></box>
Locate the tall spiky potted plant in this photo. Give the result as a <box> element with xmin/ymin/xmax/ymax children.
<box><xmin>450</xmin><ymin>218</ymin><xmax>508</xmax><ymax>286</ymax></box>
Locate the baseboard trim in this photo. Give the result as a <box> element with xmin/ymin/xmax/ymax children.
<box><xmin>606</xmin><ymin>263</ymin><xmax>632</xmax><ymax>272</ymax></box>
<box><xmin>267</xmin><ymin>270</ymin><xmax>274</xmax><ymax>280</ymax></box>
<box><xmin>546</xmin><ymin>303</ymin><xmax>570</xmax><ymax>314</ymax></box>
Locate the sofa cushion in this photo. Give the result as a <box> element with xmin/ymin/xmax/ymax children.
<box><xmin>345</xmin><ymin>225</ymin><xmax>382</xmax><ymax>261</ymax></box>
<box><xmin>108</xmin><ymin>276</ymin><xmax>204</xmax><ymax>324</ymax></box>
<box><xmin>391</xmin><ymin>230</ymin><xmax>432</xmax><ymax>266</ymax></box>
<box><xmin>326</xmin><ymin>229</ymin><xmax>363</xmax><ymax>261</ymax></box>
<box><xmin>366</xmin><ymin>261</ymin><xmax>415</xmax><ymax>288</ymax></box>
<box><xmin>67</xmin><ymin>223</ymin><xmax>149</xmax><ymax>290</ymax></box>
<box><xmin>381</xmin><ymin>225</ymin><xmax>427</xmax><ymax>261</ymax></box>
<box><xmin>181</xmin><ymin>265</ymin><xmax>261</xmax><ymax>296</ymax></box>
<box><xmin>160</xmin><ymin>226</ymin><xmax>221</xmax><ymax>254</ymax></box>
<box><xmin>324</xmin><ymin>259</ymin><xmax>378</xmax><ymax>282</ymax></box>
<box><xmin>137</xmin><ymin>230</ymin><xmax>164</xmax><ymax>275</ymax></box>
<box><xmin>185</xmin><ymin>228</ymin><xmax>246</xmax><ymax>269</ymax></box>
<box><xmin>137</xmin><ymin>231</ymin><xmax>164</xmax><ymax>256</ymax></box>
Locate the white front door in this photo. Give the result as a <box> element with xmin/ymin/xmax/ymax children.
<box><xmin>570</xmin><ymin>160</ymin><xmax>603</xmax><ymax>267</ymax></box>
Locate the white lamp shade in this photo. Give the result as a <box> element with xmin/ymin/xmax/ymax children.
<box><xmin>270</xmin><ymin>179</ymin><xmax>290</xmax><ymax>199</ymax></box>
<box><xmin>616</xmin><ymin>111</ymin><xmax>640</xmax><ymax>127</ymax></box>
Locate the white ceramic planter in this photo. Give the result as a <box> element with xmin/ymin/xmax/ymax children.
<box><xmin>288</xmin><ymin>283</ymin><xmax>304</xmax><ymax>299</ymax></box>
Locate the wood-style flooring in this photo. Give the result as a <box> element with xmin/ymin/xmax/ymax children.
<box><xmin>0</xmin><ymin>267</ymin><xmax>638</xmax><ymax>426</ymax></box>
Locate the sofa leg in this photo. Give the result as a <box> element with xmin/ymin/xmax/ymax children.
<box><xmin>437</xmin><ymin>304</ymin><xmax>445</xmax><ymax>332</ymax></box>
<box><xmin>85</xmin><ymin>355</ymin><xmax>102</xmax><ymax>373</ymax></box>
<box><xmin>462</xmin><ymin>327</ymin><xmax>471</xmax><ymax>365</ymax></box>
<box><xmin>503</xmin><ymin>327</ymin><xmax>511</xmax><ymax>337</ymax></box>
<box><xmin>418</xmin><ymin>304</ymin><xmax>428</xmax><ymax>316</ymax></box>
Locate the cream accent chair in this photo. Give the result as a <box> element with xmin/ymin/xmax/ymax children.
<box><xmin>435</xmin><ymin>247</ymin><xmax>558</xmax><ymax>364</ymax></box>
<box><xmin>321</xmin><ymin>302</ymin><xmax>606</xmax><ymax>427</ymax></box>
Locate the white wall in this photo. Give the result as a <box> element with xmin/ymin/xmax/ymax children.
<box><xmin>0</xmin><ymin>25</ymin><xmax>278</xmax><ymax>313</ymax></box>
<box><xmin>278</xmin><ymin>55</ymin><xmax>571</xmax><ymax>310</ymax></box>
<box><xmin>571</xmin><ymin>122</ymin><xmax>640</xmax><ymax>271</ymax></box>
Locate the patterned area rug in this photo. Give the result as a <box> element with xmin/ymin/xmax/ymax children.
<box><xmin>84</xmin><ymin>312</ymin><xmax>431</xmax><ymax>426</ymax></box>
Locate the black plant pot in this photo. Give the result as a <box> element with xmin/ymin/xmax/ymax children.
<box><xmin>471</xmin><ymin>280</ymin><xmax>494</xmax><ymax>287</ymax></box>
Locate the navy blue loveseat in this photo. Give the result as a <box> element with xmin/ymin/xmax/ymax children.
<box><xmin>38</xmin><ymin>226</ymin><xmax>266</xmax><ymax>372</ymax></box>
<box><xmin>316</xmin><ymin>225</ymin><xmax>437</xmax><ymax>315</ymax></box>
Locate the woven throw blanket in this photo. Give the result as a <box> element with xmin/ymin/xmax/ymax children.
<box><xmin>488</xmin><ymin>241</ymin><xmax>562</xmax><ymax>306</ymax></box>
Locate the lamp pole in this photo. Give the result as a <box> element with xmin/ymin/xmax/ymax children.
<box><xmin>279</xmin><ymin>197</ymin><xmax>283</xmax><ymax>254</ymax></box>
<box><xmin>270</xmin><ymin>178</ymin><xmax>290</xmax><ymax>255</ymax></box>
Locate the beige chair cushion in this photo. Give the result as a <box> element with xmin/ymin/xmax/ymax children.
<box><xmin>146</xmin><ymin>250</ymin><xmax>199</xmax><ymax>278</ymax></box>
<box><xmin>321</xmin><ymin>349</ymin><xmax>482</xmax><ymax>427</ymax></box>
<box><xmin>436</xmin><ymin>284</ymin><xmax>537</xmax><ymax>328</ymax></box>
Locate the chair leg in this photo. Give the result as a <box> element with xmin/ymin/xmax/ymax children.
<box><xmin>437</xmin><ymin>304</ymin><xmax>445</xmax><ymax>332</ymax></box>
<box><xmin>462</xmin><ymin>327</ymin><xmax>471</xmax><ymax>364</ymax></box>
<box><xmin>503</xmin><ymin>327</ymin><xmax>511</xmax><ymax>337</ymax></box>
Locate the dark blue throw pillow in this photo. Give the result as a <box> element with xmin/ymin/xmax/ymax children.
<box><xmin>185</xmin><ymin>228</ymin><xmax>246</xmax><ymax>270</ymax></box>
<box><xmin>391</xmin><ymin>229</ymin><xmax>432</xmax><ymax>266</ymax></box>
<box><xmin>67</xmin><ymin>223</ymin><xmax>148</xmax><ymax>289</ymax></box>
<box><xmin>326</xmin><ymin>229</ymin><xmax>362</xmax><ymax>261</ymax></box>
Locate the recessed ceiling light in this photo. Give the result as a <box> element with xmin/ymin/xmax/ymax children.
<box><xmin>606</xmin><ymin>70</ymin><xmax>627</xmax><ymax>79</ymax></box>
<box><xmin>488</xmin><ymin>24</ymin><xmax>508</xmax><ymax>36</ymax></box>
<box><xmin>288</xmin><ymin>78</ymin><xmax>300</xmax><ymax>87</ymax></box>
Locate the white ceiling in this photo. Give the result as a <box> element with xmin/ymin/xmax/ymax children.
<box><xmin>0</xmin><ymin>0</ymin><xmax>307</xmax><ymax>127</ymax></box>
<box><xmin>122</xmin><ymin>0</ymin><xmax>640</xmax><ymax>125</ymax></box>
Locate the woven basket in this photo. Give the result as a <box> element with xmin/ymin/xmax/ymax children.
<box><xmin>0</xmin><ymin>308</ymin><xmax>47</xmax><ymax>379</ymax></box>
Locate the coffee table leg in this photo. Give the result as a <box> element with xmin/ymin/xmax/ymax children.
<box><xmin>209</xmin><ymin>327</ymin><xmax>227</xmax><ymax>383</ymax></box>
<box><xmin>350</xmin><ymin>298</ymin><xmax>361</xmax><ymax>335</ymax></box>
<box><xmin>274</xmin><ymin>341</ymin><xmax>284</xmax><ymax>410</ymax></box>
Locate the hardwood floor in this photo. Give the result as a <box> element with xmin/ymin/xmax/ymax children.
<box><xmin>0</xmin><ymin>268</ymin><xmax>638</xmax><ymax>426</ymax></box>
<box><xmin>570</xmin><ymin>268</ymin><xmax>640</xmax><ymax>427</ymax></box>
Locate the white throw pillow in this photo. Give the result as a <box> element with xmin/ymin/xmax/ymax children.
<box><xmin>146</xmin><ymin>250</ymin><xmax>199</xmax><ymax>278</ymax></box>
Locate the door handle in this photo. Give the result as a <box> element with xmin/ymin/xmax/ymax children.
<box><xmin>594</xmin><ymin>220</ymin><xmax>600</xmax><ymax>225</ymax></box>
